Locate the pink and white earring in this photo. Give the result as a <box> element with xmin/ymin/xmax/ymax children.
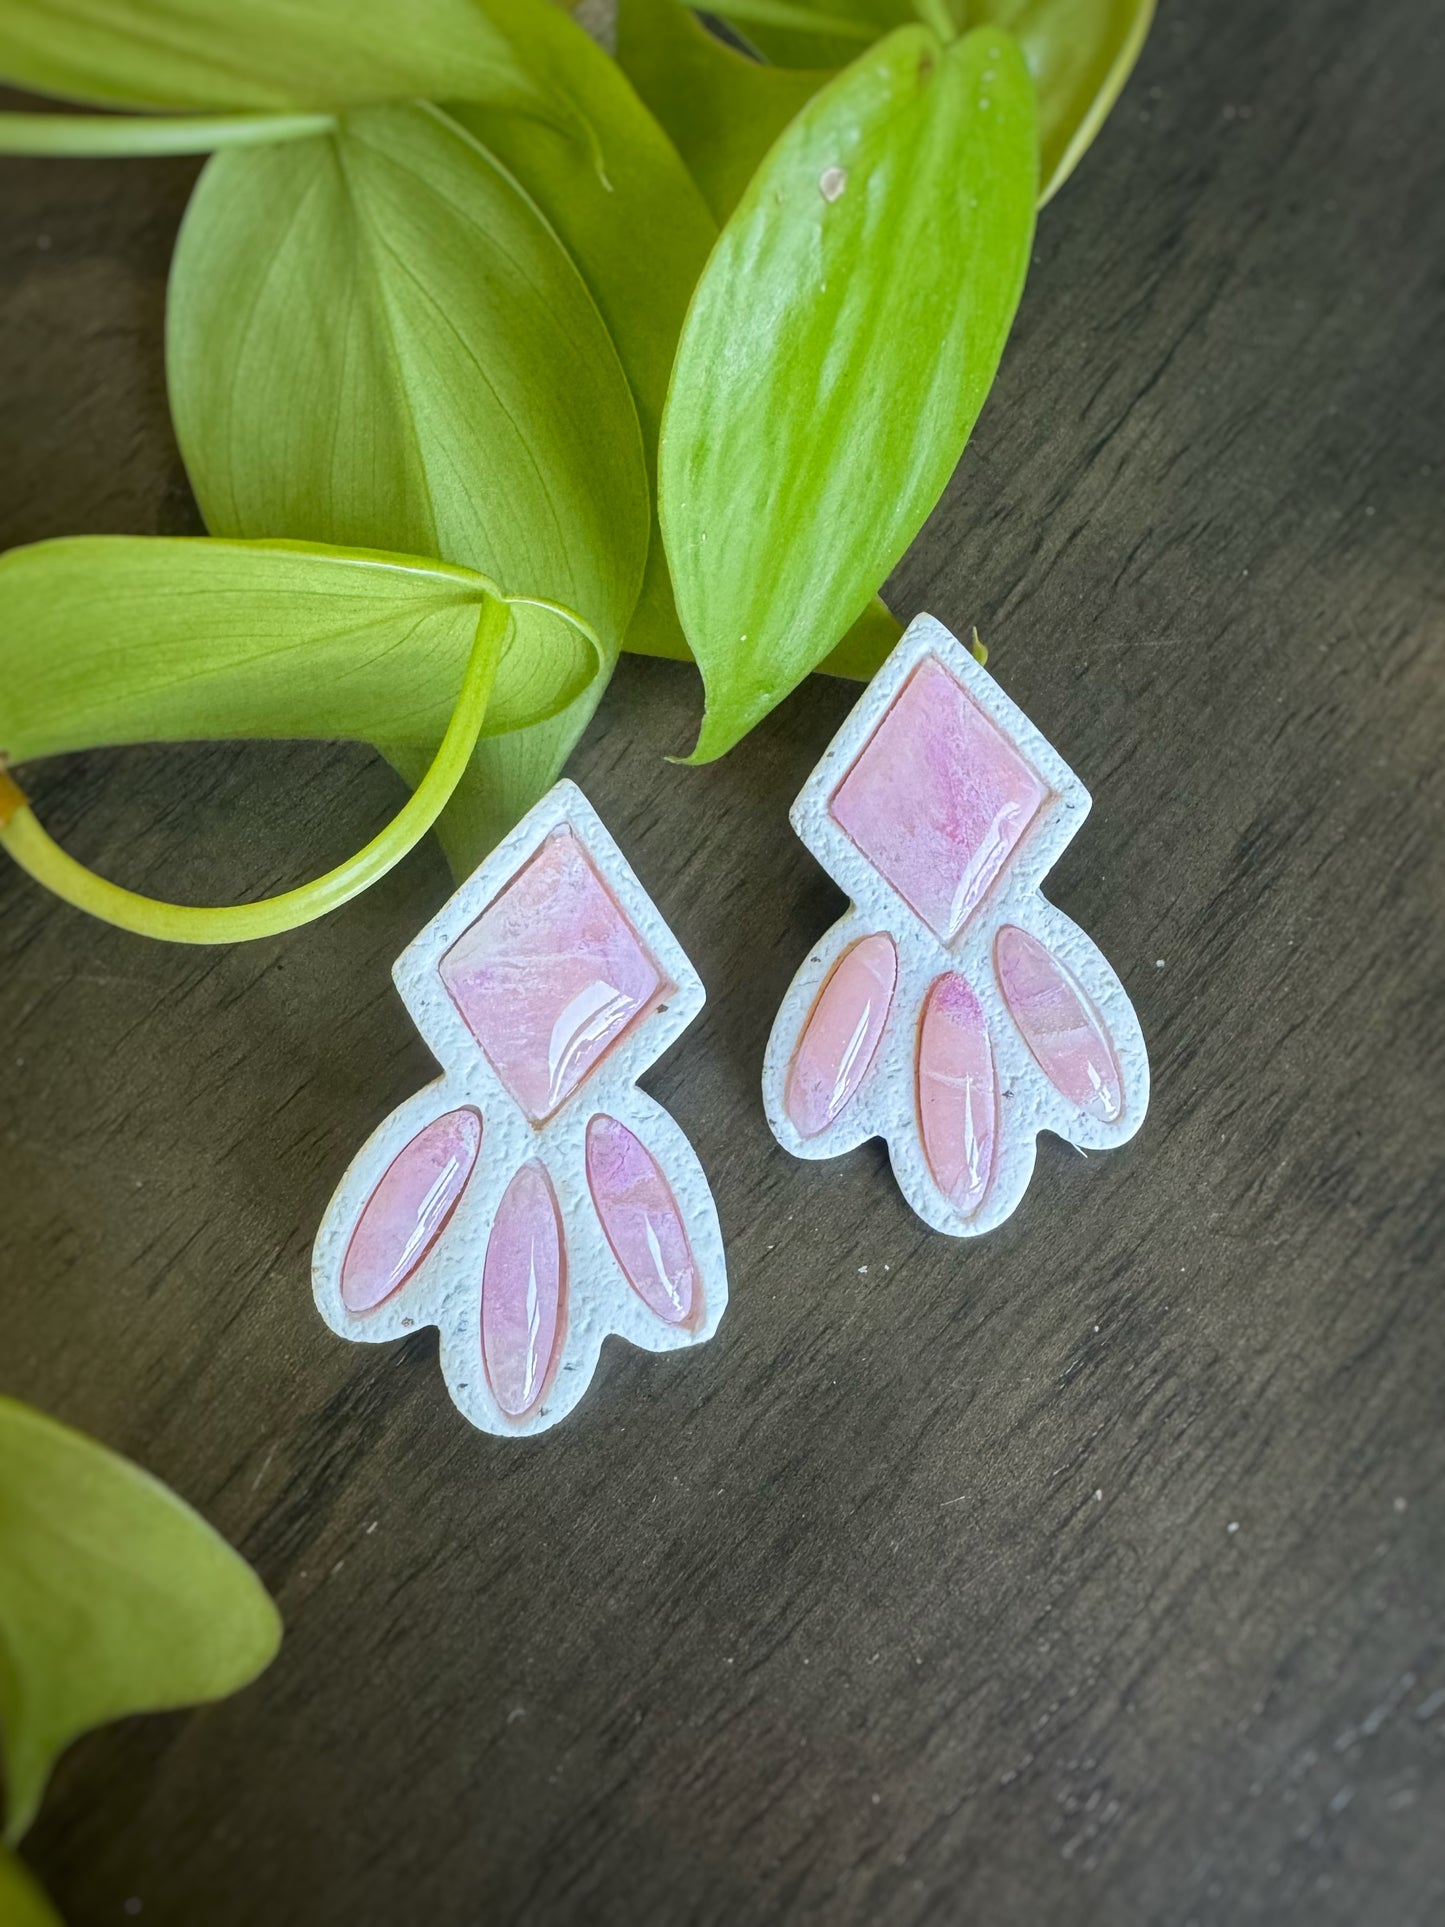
<box><xmin>763</xmin><ymin>614</ymin><xmax>1149</xmax><ymax>1235</ymax></box>
<box><xmin>313</xmin><ymin>780</ymin><xmax>727</xmax><ymax>1436</ymax></box>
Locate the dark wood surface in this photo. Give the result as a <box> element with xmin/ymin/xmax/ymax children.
<box><xmin>3</xmin><ymin>3</ymin><xmax>1443</xmax><ymax>1922</ymax></box>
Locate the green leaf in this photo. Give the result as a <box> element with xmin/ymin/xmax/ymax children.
<box><xmin>701</xmin><ymin>0</ymin><xmax>905</xmax><ymax>72</ymax></box>
<box><xmin>442</xmin><ymin>31</ymin><xmax>717</xmax><ymax>667</ymax></box>
<box><xmin>693</xmin><ymin>0</ymin><xmax>874</xmax><ymax>42</ymax></box>
<box><xmin>0</xmin><ymin>537</ymin><xmax>554</xmax><ymax>767</ymax></box>
<box><xmin>0</xmin><ymin>1396</ymin><xmax>280</xmax><ymax>1844</ymax></box>
<box><xmin>617</xmin><ymin>0</ymin><xmax>830</xmax><ymax>222</ymax></box>
<box><xmin>1</xmin><ymin>581</ymin><xmax>510</xmax><ymax>947</ymax></box>
<box><xmin>818</xmin><ymin>593</ymin><xmax>903</xmax><ymax>679</ymax></box>
<box><xmin>714</xmin><ymin>0</ymin><xmax>912</xmax><ymax>74</ymax></box>
<box><xmin>0</xmin><ymin>0</ymin><xmax>595</xmax><ymax>143</ymax></box>
<box><xmin>0</xmin><ymin>1845</ymin><xmax>61</xmax><ymax>1927</ymax></box>
<box><xmin>167</xmin><ymin>101</ymin><xmax>648</xmax><ymax>863</ymax></box>
<box><xmin>710</xmin><ymin>0</ymin><xmax>1154</xmax><ymax>202</ymax></box>
<box><xmin>384</xmin><ymin>695</ymin><xmax>603</xmax><ymax>881</ymax></box>
<box><xmin>458</xmin><ymin>19</ymin><xmax>898</xmax><ymax>704</ymax></box>
<box><xmin>978</xmin><ymin>0</ymin><xmax>1154</xmax><ymax>201</ymax></box>
<box><xmin>660</xmin><ymin>26</ymin><xmax>1036</xmax><ymax>760</ymax></box>
<box><xmin>168</xmin><ymin>104</ymin><xmax>645</xmax><ymax>665</ymax></box>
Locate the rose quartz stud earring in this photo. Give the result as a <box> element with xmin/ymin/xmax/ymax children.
<box><xmin>763</xmin><ymin>614</ymin><xmax>1149</xmax><ymax>1235</ymax></box>
<box><xmin>313</xmin><ymin>780</ymin><xmax>726</xmax><ymax>1436</ymax></box>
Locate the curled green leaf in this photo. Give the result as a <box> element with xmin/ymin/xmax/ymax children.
<box><xmin>660</xmin><ymin>25</ymin><xmax>1037</xmax><ymax>760</ymax></box>
<box><xmin>0</xmin><ymin>539</ymin><xmax>541</xmax><ymax>939</ymax></box>
<box><xmin>0</xmin><ymin>537</ymin><xmax>564</xmax><ymax>760</ymax></box>
<box><xmin>0</xmin><ymin>1396</ymin><xmax>280</xmax><ymax>1845</ymax></box>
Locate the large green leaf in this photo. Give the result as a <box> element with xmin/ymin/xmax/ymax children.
<box><xmin>0</xmin><ymin>539</ymin><xmax>521</xmax><ymax>943</ymax></box>
<box><xmin>443</xmin><ymin>34</ymin><xmax>716</xmax><ymax>667</ymax></box>
<box><xmin>0</xmin><ymin>537</ymin><xmax>545</xmax><ymax>765</ymax></box>
<box><xmin>0</xmin><ymin>1397</ymin><xmax>280</xmax><ymax>1845</ymax></box>
<box><xmin>617</xmin><ymin>0</ymin><xmax>829</xmax><ymax>222</ymax></box>
<box><xmin>0</xmin><ymin>0</ymin><xmax>710</xmax><ymax>671</ymax></box>
<box><xmin>168</xmin><ymin>103</ymin><xmax>645</xmax><ymax>673</ymax></box>
<box><xmin>0</xmin><ymin>1845</ymin><xmax>61</xmax><ymax>1926</ymax></box>
<box><xmin>0</xmin><ymin>0</ymin><xmax>595</xmax><ymax>143</ymax></box>
<box><xmin>660</xmin><ymin>25</ymin><xmax>1036</xmax><ymax>760</ymax></box>
<box><xmin>168</xmin><ymin>101</ymin><xmax>648</xmax><ymax>863</ymax></box>
<box><xmin>451</xmin><ymin>33</ymin><xmax>898</xmax><ymax>692</ymax></box>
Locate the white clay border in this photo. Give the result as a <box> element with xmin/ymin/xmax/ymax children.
<box><xmin>313</xmin><ymin>779</ymin><xmax>727</xmax><ymax>1437</ymax></box>
<box><xmin>763</xmin><ymin>614</ymin><xmax>1150</xmax><ymax>1236</ymax></box>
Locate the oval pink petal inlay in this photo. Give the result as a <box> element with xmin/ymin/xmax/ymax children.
<box><xmin>341</xmin><ymin>1108</ymin><xmax>481</xmax><ymax>1313</ymax></box>
<box><xmin>917</xmin><ymin>975</ymin><xmax>997</xmax><ymax>1217</ymax></box>
<box><xmin>785</xmin><ymin>933</ymin><xmax>898</xmax><ymax>1139</ymax></box>
<box><xmin>586</xmin><ymin>1115</ymin><xmax>697</xmax><ymax>1325</ymax></box>
<box><xmin>995</xmin><ymin>925</ymin><xmax>1123</xmax><ymax>1122</ymax></box>
<box><xmin>482</xmin><ymin>1161</ymin><xmax>565</xmax><ymax>1418</ymax></box>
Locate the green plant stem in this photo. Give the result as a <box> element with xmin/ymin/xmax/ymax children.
<box><xmin>0</xmin><ymin>599</ymin><xmax>507</xmax><ymax>945</ymax></box>
<box><xmin>0</xmin><ymin>111</ymin><xmax>335</xmax><ymax>156</ymax></box>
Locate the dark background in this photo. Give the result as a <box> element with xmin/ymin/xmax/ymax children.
<box><xmin>2</xmin><ymin>1</ymin><xmax>1442</xmax><ymax>1921</ymax></box>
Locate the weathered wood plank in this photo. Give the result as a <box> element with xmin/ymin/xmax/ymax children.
<box><xmin>1</xmin><ymin>0</ymin><xmax>1442</xmax><ymax>1920</ymax></box>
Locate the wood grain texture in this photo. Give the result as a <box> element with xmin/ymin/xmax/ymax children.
<box><xmin>1</xmin><ymin>1</ymin><xmax>1442</xmax><ymax>1921</ymax></box>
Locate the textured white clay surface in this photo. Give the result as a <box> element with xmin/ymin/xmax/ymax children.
<box><xmin>763</xmin><ymin>615</ymin><xmax>1149</xmax><ymax>1236</ymax></box>
<box><xmin>314</xmin><ymin>781</ymin><xmax>727</xmax><ymax>1437</ymax></box>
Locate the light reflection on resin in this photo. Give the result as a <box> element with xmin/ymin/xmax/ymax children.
<box><xmin>785</xmin><ymin>932</ymin><xmax>897</xmax><ymax>1138</ymax></box>
<box><xmin>439</xmin><ymin>829</ymin><xmax>664</xmax><ymax>1121</ymax></box>
<box><xmin>481</xmin><ymin>1161</ymin><xmax>565</xmax><ymax>1418</ymax></box>
<box><xmin>341</xmin><ymin>1109</ymin><xmax>481</xmax><ymax>1313</ymax></box>
<box><xmin>995</xmin><ymin>925</ymin><xmax>1122</xmax><ymax>1122</ymax></box>
<box><xmin>917</xmin><ymin>975</ymin><xmax>996</xmax><ymax>1216</ymax></box>
<box><xmin>830</xmin><ymin>655</ymin><xmax>1048</xmax><ymax>939</ymax></box>
<box><xmin>586</xmin><ymin>1115</ymin><xmax>697</xmax><ymax>1325</ymax></box>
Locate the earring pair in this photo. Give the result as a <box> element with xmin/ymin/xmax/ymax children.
<box><xmin>313</xmin><ymin>615</ymin><xmax>1148</xmax><ymax>1436</ymax></box>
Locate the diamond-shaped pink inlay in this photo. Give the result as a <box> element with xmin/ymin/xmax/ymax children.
<box><xmin>439</xmin><ymin>828</ymin><xmax>664</xmax><ymax>1121</ymax></box>
<box><xmin>830</xmin><ymin>655</ymin><xmax>1049</xmax><ymax>940</ymax></box>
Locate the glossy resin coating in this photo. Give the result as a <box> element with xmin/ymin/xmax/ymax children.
<box><xmin>340</xmin><ymin>1107</ymin><xmax>482</xmax><ymax>1314</ymax></box>
<box><xmin>764</xmin><ymin>615</ymin><xmax>1149</xmax><ymax>1236</ymax></box>
<box><xmin>440</xmin><ymin>829</ymin><xmax>664</xmax><ymax>1121</ymax></box>
<box><xmin>314</xmin><ymin>781</ymin><xmax>727</xmax><ymax>1437</ymax></box>
<box><xmin>785</xmin><ymin>933</ymin><xmax>898</xmax><ymax>1139</ymax></box>
<box><xmin>585</xmin><ymin>1115</ymin><xmax>697</xmax><ymax>1326</ymax></box>
<box><xmin>916</xmin><ymin>974</ymin><xmax>996</xmax><ymax>1217</ymax></box>
<box><xmin>832</xmin><ymin>656</ymin><xmax>1048</xmax><ymax>939</ymax></box>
